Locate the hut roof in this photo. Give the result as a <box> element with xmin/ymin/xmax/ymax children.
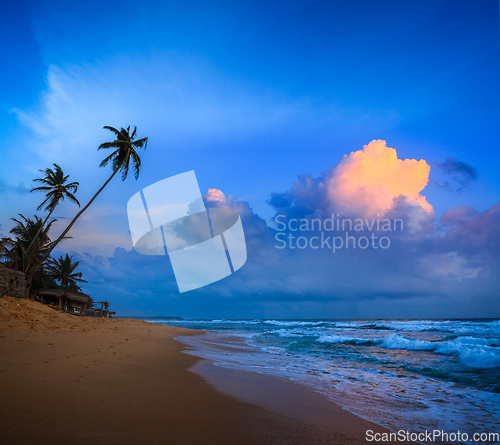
<box><xmin>38</xmin><ymin>289</ymin><xmax>90</xmax><ymax>304</ymax></box>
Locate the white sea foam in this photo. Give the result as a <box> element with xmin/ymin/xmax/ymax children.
<box><xmin>264</xmin><ymin>320</ymin><xmax>326</xmax><ymax>327</ymax></box>
<box><xmin>380</xmin><ymin>334</ymin><xmax>500</xmax><ymax>368</ymax></box>
<box><xmin>177</xmin><ymin>319</ymin><xmax>500</xmax><ymax>445</ymax></box>
<box><xmin>316</xmin><ymin>334</ymin><xmax>377</xmax><ymax>345</ymax></box>
<box><xmin>313</xmin><ymin>332</ymin><xmax>500</xmax><ymax>369</ymax></box>
<box><xmin>380</xmin><ymin>333</ymin><xmax>437</xmax><ymax>350</ymax></box>
<box><xmin>268</xmin><ymin>329</ymin><xmax>310</xmax><ymax>338</ymax></box>
<box><xmin>205</xmin><ymin>319</ymin><xmax>260</xmax><ymax>324</ymax></box>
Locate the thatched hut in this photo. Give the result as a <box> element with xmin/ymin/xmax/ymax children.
<box><xmin>37</xmin><ymin>289</ymin><xmax>90</xmax><ymax>316</ymax></box>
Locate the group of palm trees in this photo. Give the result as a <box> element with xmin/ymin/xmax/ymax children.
<box><xmin>0</xmin><ymin>125</ymin><xmax>148</xmax><ymax>304</ymax></box>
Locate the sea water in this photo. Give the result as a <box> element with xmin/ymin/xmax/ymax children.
<box><xmin>144</xmin><ymin>318</ymin><xmax>500</xmax><ymax>443</ymax></box>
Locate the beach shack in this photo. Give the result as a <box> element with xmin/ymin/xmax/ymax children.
<box><xmin>37</xmin><ymin>289</ymin><xmax>90</xmax><ymax>316</ymax></box>
<box><xmin>88</xmin><ymin>302</ymin><xmax>115</xmax><ymax>318</ymax></box>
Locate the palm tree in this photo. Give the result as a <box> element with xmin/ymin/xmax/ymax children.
<box><xmin>103</xmin><ymin>301</ymin><xmax>110</xmax><ymax>317</ymax></box>
<box><xmin>5</xmin><ymin>216</ymin><xmax>58</xmax><ymax>296</ymax></box>
<box><xmin>47</xmin><ymin>254</ymin><xmax>87</xmax><ymax>291</ymax></box>
<box><xmin>0</xmin><ymin>237</ymin><xmax>17</xmax><ymax>268</ymax></box>
<box><xmin>27</xmin><ymin>164</ymin><xmax>80</xmax><ymax>254</ymax></box>
<box><xmin>27</xmin><ymin>125</ymin><xmax>148</xmax><ymax>285</ymax></box>
<box><xmin>10</xmin><ymin>215</ymin><xmax>52</xmax><ymax>249</ymax></box>
<box><xmin>9</xmin><ymin>215</ymin><xmax>56</xmax><ymax>273</ymax></box>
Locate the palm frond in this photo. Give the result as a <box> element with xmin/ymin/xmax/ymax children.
<box><xmin>133</xmin><ymin>137</ymin><xmax>148</xmax><ymax>149</ymax></box>
<box><xmin>121</xmin><ymin>158</ymin><xmax>130</xmax><ymax>181</ymax></box>
<box><xmin>30</xmin><ymin>186</ymin><xmax>53</xmax><ymax>192</ymax></box>
<box><xmin>98</xmin><ymin>141</ymin><xmax>127</xmax><ymax>150</ymax></box>
<box><xmin>99</xmin><ymin>150</ymin><xmax>119</xmax><ymax>168</ymax></box>
<box><xmin>131</xmin><ymin>151</ymin><xmax>141</xmax><ymax>179</ymax></box>
<box><xmin>102</xmin><ymin>126</ymin><xmax>121</xmax><ymax>136</ymax></box>
<box><xmin>64</xmin><ymin>191</ymin><xmax>80</xmax><ymax>207</ymax></box>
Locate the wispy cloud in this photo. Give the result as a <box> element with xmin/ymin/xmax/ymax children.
<box><xmin>0</xmin><ymin>179</ymin><xmax>30</xmax><ymax>195</ymax></box>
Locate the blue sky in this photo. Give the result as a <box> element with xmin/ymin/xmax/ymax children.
<box><xmin>1</xmin><ymin>0</ymin><xmax>499</xmax><ymax>318</ymax></box>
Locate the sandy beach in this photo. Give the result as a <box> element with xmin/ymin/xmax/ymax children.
<box><xmin>0</xmin><ymin>296</ymin><xmax>413</xmax><ymax>445</ymax></box>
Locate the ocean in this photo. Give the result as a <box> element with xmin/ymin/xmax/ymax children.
<box><xmin>143</xmin><ymin>318</ymin><xmax>500</xmax><ymax>443</ymax></box>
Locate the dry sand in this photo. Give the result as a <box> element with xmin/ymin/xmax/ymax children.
<box><xmin>0</xmin><ymin>296</ymin><xmax>414</xmax><ymax>444</ymax></box>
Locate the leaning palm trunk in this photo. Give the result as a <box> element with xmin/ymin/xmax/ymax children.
<box><xmin>26</xmin><ymin>168</ymin><xmax>119</xmax><ymax>286</ymax></box>
<box><xmin>26</xmin><ymin>125</ymin><xmax>147</xmax><ymax>293</ymax></box>
<box><xmin>24</xmin><ymin>236</ymin><xmax>62</xmax><ymax>275</ymax></box>
<box><xmin>25</xmin><ymin>208</ymin><xmax>55</xmax><ymax>256</ymax></box>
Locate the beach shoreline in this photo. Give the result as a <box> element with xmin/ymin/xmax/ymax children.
<box><xmin>0</xmin><ymin>297</ymin><xmax>413</xmax><ymax>444</ymax></box>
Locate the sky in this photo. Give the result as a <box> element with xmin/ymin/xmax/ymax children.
<box><xmin>0</xmin><ymin>0</ymin><xmax>499</xmax><ymax>318</ymax></box>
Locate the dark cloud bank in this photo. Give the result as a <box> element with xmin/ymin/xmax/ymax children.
<box><xmin>70</xmin><ymin>175</ymin><xmax>500</xmax><ymax>319</ymax></box>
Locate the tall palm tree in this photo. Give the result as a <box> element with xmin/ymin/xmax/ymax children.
<box><xmin>47</xmin><ymin>254</ymin><xmax>87</xmax><ymax>291</ymax></box>
<box><xmin>27</xmin><ymin>164</ymin><xmax>80</xmax><ymax>254</ymax></box>
<box><xmin>27</xmin><ymin>126</ymin><xmax>148</xmax><ymax>285</ymax></box>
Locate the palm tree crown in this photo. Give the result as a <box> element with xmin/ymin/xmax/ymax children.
<box><xmin>98</xmin><ymin>126</ymin><xmax>148</xmax><ymax>180</ymax></box>
<box><xmin>31</xmin><ymin>164</ymin><xmax>80</xmax><ymax>212</ymax></box>
<box><xmin>26</xmin><ymin>164</ymin><xmax>80</xmax><ymax>257</ymax></box>
<box><xmin>8</xmin><ymin>215</ymin><xmax>56</xmax><ymax>272</ymax></box>
<box><xmin>10</xmin><ymin>215</ymin><xmax>52</xmax><ymax>248</ymax></box>
<box><xmin>47</xmin><ymin>254</ymin><xmax>88</xmax><ymax>291</ymax></box>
